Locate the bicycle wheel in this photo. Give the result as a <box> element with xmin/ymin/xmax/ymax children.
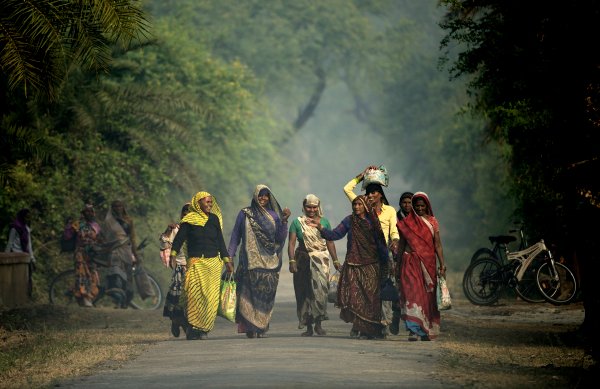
<box><xmin>49</xmin><ymin>270</ymin><xmax>76</xmax><ymax>306</ymax></box>
<box><xmin>463</xmin><ymin>257</ymin><xmax>502</xmax><ymax>305</ymax></box>
<box><xmin>130</xmin><ymin>274</ymin><xmax>163</xmax><ymax>310</ymax></box>
<box><xmin>536</xmin><ymin>262</ymin><xmax>577</xmax><ymax>305</ymax></box>
<box><xmin>470</xmin><ymin>248</ymin><xmax>499</xmax><ymax>263</ymax></box>
<box><xmin>514</xmin><ymin>256</ymin><xmax>546</xmax><ymax>303</ymax></box>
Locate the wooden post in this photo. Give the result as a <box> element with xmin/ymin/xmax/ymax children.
<box><xmin>0</xmin><ymin>252</ymin><xmax>30</xmax><ymax>308</ymax></box>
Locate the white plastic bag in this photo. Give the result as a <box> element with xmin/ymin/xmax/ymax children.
<box><xmin>436</xmin><ymin>275</ymin><xmax>452</xmax><ymax>310</ymax></box>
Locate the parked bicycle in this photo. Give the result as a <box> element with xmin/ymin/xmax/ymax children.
<box><xmin>463</xmin><ymin>238</ymin><xmax>577</xmax><ymax>305</ymax></box>
<box><xmin>470</xmin><ymin>224</ymin><xmax>528</xmax><ymax>263</ymax></box>
<box><xmin>49</xmin><ymin>238</ymin><xmax>163</xmax><ymax>310</ymax></box>
<box><xmin>465</xmin><ymin>225</ymin><xmax>544</xmax><ymax>303</ymax></box>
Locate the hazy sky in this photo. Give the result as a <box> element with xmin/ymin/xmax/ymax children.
<box><xmin>280</xmin><ymin>81</ymin><xmax>412</xmax><ymax>257</ymax></box>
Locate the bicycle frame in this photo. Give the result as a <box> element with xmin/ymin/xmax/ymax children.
<box><xmin>507</xmin><ymin>240</ymin><xmax>551</xmax><ymax>282</ymax></box>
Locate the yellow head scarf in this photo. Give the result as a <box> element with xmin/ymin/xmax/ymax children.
<box><xmin>181</xmin><ymin>191</ymin><xmax>223</xmax><ymax>228</ymax></box>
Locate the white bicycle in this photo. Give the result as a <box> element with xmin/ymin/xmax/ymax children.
<box><xmin>463</xmin><ymin>239</ymin><xmax>577</xmax><ymax>305</ymax></box>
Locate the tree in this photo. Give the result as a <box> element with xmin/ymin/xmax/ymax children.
<box><xmin>440</xmin><ymin>0</ymin><xmax>600</xmax><ymax>358</ymax></box>
<box><xmin>0</xmin><ymin>0</ymin><xmax>148</xmax><ymax>100</ymax></box>
<box><xmin>145</xmin><ymin>0</ymin><xmax>399</xmax><ymax>133</ymax></box>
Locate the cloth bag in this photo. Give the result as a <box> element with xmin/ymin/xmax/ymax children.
<box><xmin>437</xmin><ymin>275</ymin><xmax>452</xmax><ymax>310</ymax></box>
<box><xmin>217</xmin><ymin>273</ymin><xmax>237</xmax><ymax>322</ymax></box>
<box><xmin>380</xmin><ymin>277</ymin><xmax>399</xmax><ymax>302</ymax></box>
<box><xmin>328</xmin><ymin>271</ymin><xmax>339</xmax><ymax>304</ymax></box>
<box><xmin>134</xmin><ymin>264</ymin><xmax>156</xmax><ymax>299</ymax></box>
<box><xmin>361</xmin><ymin>165</ymin><xmax>389</xmax><ymax>190</ymax></box>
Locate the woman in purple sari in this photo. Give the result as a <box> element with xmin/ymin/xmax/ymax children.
<box><xmin>228</xmin><ymin>185</ymin><xmax>291</xmax><ymax>338</ymax></box>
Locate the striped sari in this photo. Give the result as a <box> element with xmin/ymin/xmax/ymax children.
<box><xmin>183</xmin><ymin>256</ymin><xmax>223</xmax><ymax>332</ymax></box>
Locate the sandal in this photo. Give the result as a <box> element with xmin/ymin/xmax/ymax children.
<box><xmin>408</xmin><ymin>332</ymin><xmax>418</xmax><ymax>341</ymax></box>
<box><xmin>301</xmin><ymin>325</ymin><xmax>314</xmax><ymax>337</ymax></box>
<box><xmin>246</xmin><ymin>331</ymin><xmax>256</xmax><ymax>338</ymax></box>
<box><xmin>314</xmin><ymin>325</ymin><xmax>326</xmax><ymax>336</ymax></box>
<box><xmin>171</xmin><ymin>322</ymin><xmax>180</xmax><ymax>338</ymax></box>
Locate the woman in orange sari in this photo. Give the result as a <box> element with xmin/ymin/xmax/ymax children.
<box><xmin>396</xmin><ymin>192</ymin><xmax>446</xmax><ymax>341</ymax></box>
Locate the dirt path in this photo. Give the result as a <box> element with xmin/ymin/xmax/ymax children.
<box><xmin>1</xmin><ymin>270</ymin><xmax>595</xmax><ymax>388</ymax></box>
<box><xmin>439</xmin><ymin>295</ymin><xmax>590</xmax><ymax>388</ymax></box>
<box><xmin>56</xmin><ymin>271</ymin><xmax>592</xmax><ymax>388</ymax></box>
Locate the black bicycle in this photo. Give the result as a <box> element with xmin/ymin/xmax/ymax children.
<box><xmin>49</xmin><ymin>238</ymin><xmax>163</xmax><ymax>310</ymax></box>
<box><xmin>470</xmin><ymin>224</ymin><xmax>528</xmax><ymax>263</ymax></box>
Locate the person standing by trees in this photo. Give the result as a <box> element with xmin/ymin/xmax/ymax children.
<box><xmin>228</xmin><ymin>185</ymin><xmax>290</xmax><ymax>338</ymax></box>
<box><xmin>288</xmin><ymin>194</ymin><xmax>340</xmax><ymax>337</ymax></box>
<box><xmin>4</xmin><ymin>208</ymin><xmax>36</xmax><ymax>297</ymax></box>
<box><xmin>72</xmin><ymin>204</ymin><xmax>102</xmax><ymax>308</ymax></box>
<box><xmin>170</xmin><ymin>192</ymin><xmax>233</xmax><ymax>340</ymax></box>
<box><xmin>396</xmin><ymin>192</ymin><xmax>446</xmax><ymax>341</ymax></box>
<box><xmin>344</xmin><ymin>166</ymin><xmax>400</xmax><ymax>337</ymax></box>
<box><xmin>308</xmin><ymin>195</ymin><xmax>388</xmax><ymax>339</ymax></box>
<box><xmin>102</xmin><ymin>200</ymin><xmax>139</xmax><ymax>309</ymax></box>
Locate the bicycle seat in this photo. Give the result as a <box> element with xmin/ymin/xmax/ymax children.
<box><xmin>488</xmin><ymin>235</ymin><xmax>517</xmax><ymax>245</ymax></box>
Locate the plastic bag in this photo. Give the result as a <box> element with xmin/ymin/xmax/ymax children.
<box><xmin>328</xmin><ymin>271</ymin><xmax>339</xmax><ymax>304</ymax></box>
<box><xmin>361</xmin><ymin>165</ymin><xmax>389</xmax><ymax>190</ymax></box>
<box><xmin>437</xmin><ymin>275</ymin><xmax>452</xmax><ymax>310</ymax></box>
<box><xmin>217</xmin><ymin>273</ymin><xmax>237</xmax><ymax>322</ymax></box>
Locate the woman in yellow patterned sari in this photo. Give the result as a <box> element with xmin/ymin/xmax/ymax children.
<box><xmin>170</xmin><ymin>191</ymin><xmax>234</xmax><ymax>340</ymax></box>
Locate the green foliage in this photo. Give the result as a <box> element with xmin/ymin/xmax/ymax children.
<box><xmin>439</xmin><ymin>0</ymin><xmax>600</xmax><ymax>251</ymax></box>
<box><xmin>1</xmin><ymin>1</ymin><xmax>289</xmax><ymax>303</ymax></box>
<box><xmin>145</xmin><ymin>0</ymin><xmax>399</xmax><ymax>132</ymax></box>
<box><xmin>140</xmin><ymin>0</ymin><xmax>520</xmax><ymax>269</ymax></box>
<box><xmin>0</xmin><ymin>0</ymin><xmax>149</xmax><ymax>100</ymax></box>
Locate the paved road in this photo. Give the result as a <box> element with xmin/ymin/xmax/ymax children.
<box><xmin>60</xmin><ymin>270</ymin><xmax>449</xmax><ymax>388</ymax></box>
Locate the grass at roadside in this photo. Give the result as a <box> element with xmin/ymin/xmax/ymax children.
<box><xmin>0</xmin><ymin>304</ymin><xmax>167</xmax><ymax>388</ymax></box>
<box><xmin>439</xmin><ymin>271</ymin><xmax>595</xmax><ymax>388</ymax></box>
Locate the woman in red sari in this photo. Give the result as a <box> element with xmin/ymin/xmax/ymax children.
<box><xmin>396</xmin><ymin>192</ymin><xmax>446</xmax><ymax>341</ymax></box>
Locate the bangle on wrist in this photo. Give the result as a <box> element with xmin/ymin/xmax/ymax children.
<box><xmin>333</xmin><ymin>259</ymin><xmax>340</xmax><ymax>264</ymax></box>
<box><xmin>289</xmin><ymin>259</ymin><xmax>296</xmax><ymax>263</ymax></box>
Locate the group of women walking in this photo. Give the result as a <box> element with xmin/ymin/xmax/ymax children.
<box><xmin>160</xmin><ymin>166</ymin><xmax>447</xmax><ymax>342</ymax></box>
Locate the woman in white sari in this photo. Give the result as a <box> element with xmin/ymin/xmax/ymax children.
<box><xmin>288</xmin><ymin>194</ymin><xmax>340</xmax><ymax>336</ymax></box>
